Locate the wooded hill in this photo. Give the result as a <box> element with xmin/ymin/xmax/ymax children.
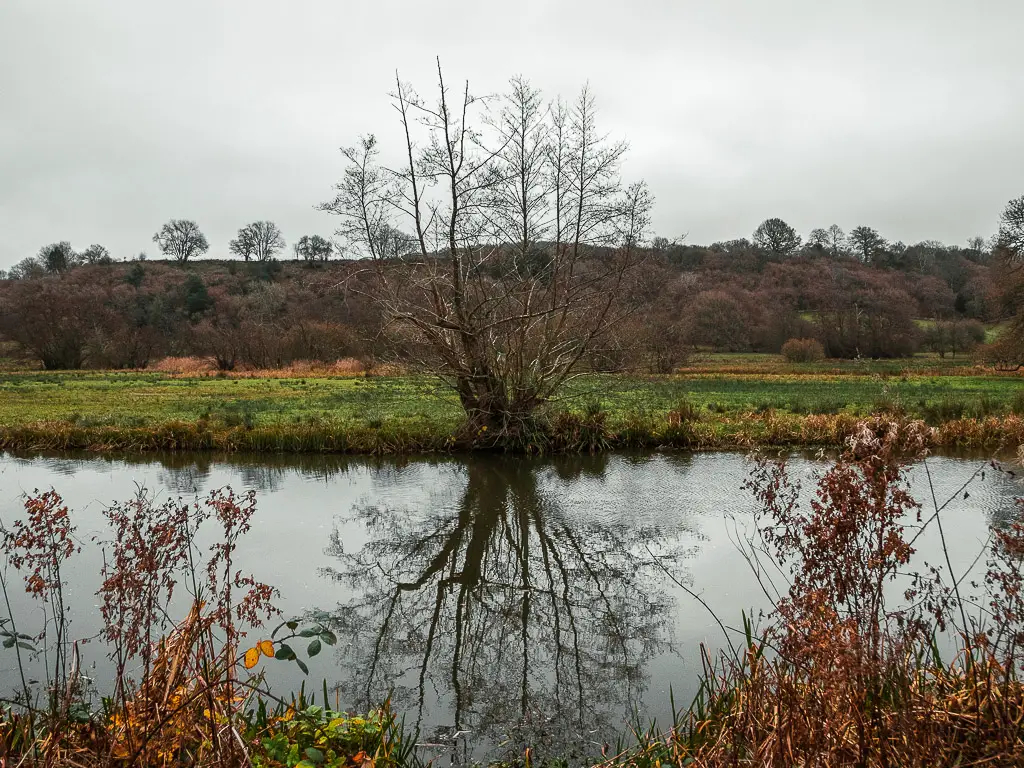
<box><xmin>0</xmin><ymin>235</ymin><xmax>1012</xmax><ymax>372</ymax></box>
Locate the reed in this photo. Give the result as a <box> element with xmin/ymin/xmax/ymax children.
<box><xmin>4</xmin><ymin>410</ymin><xmax>1024</xmax><ymax>455</ymax></box>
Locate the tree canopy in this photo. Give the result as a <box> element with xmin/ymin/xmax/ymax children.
<box><xmin>753</xmin><ymin>218</ymin><xmax>801</xmax><ymax>257</ymax></box>
<box><xmin>152</xmin><ymin>220</ymin><xmax>209</xmax><ymax>263</ymax></box>
<box><xmin>229</xmin><ymin>221</ymin><xmax>285</xmax><ymax>262</ymax></box>
<box><xmin>294</xmin><ymin>234</ymin><xmax>333</xmax><ymax>261</ymax></box>
<box><xmin>998</xmin><ymin>195</ymin><xmax>1024</xmax><ymax>259</ymax></box>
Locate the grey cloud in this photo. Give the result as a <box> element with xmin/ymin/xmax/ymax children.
<box><xmin>1</xmin><ymin>0</ymin><xmax>1022</xmax><ymax>267</ymax></box>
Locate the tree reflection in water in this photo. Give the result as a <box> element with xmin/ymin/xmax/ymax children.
<box><xmin>321</xmin><ymin>455</ymin><xmax>693</xmax><ymax>760</ymax></box>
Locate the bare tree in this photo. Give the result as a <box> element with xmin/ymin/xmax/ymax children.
<box><xmin>998</xmin><ymin>195</ymin><xmax>1024</xmax><ymax>260</ymax></box>
<box><xmin>38</xmin><ymin>241</ymin><xmax>77</xmax><ymax>273</ymax></box>
<box><xmin>318</xmin><ymin>135</ymin><xmax>394</xmax><ymax>259</ymax></box>
<box><xmin>80</xmin><ymin>243</ymin><xmax>113</xmax><ymax>264</ymax></box>
<box><xmin>847</xmin><ymin>225</ymin><xmax>887</xmax><ymax>263</ymax></box>
<box><xmin>372</xmin><ymin>224</ymin><xmax>417</xmax><ymax>261</ymax></box>
<box><xmin>753</xmin><ymin>217</ymin><xmax>801</xmax><ymax>257</ymax></box>
<box><xmin>809</xmin><ymin>224</ymin><xmax>845</xmax><ymax>257</ymax></box>
<box><xmin>966</xmin><ymin>235</ymin><xmax>987</xmax><ymax>255</ymax></box>
<box><xmin>8</xmin><ymin>256</ymin><xmax>46</xmax><ymax>280</ymax></box>
<box><xmin>229</xmin><ymin>220</ymin><xmax>285</xmax><ymax>262</ymax></box>
<box><xmin>322</xmin><ymin>63</ymin><xmax>653</xmax><ymax>437</ymax></box>
<box><xmin>152</xmin><ymin>219</ymin><xmax>209</xmax><ymax>262</ymax></box>
<box><xmin>293</xmin><ymin>234</ymin><xmax>334</xmax><ymax>261</ymax></box>
<box><xmin>650</xmin><ymin>234</ymin><xmax>687</xmax><ymax>252</ymax></box>
<box><xmin>985</xmin><ymin>196</ymin><xmax>1024</xmax><ymax>369</ymax></box>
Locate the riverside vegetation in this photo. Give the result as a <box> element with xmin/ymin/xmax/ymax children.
<box><xmin>1</xmin><ymin>417</ymin><xmax>1023</xmax><ymax>766</ymax></box>
<box><xmin>0</xmin><ymin>485</ymin><xmax>415</xmax><ymax>767</ymax></box>
<box><xmin>595</xmin><ymin>420</ymin><xmax>1024</xmax><ymax>767</ymax></box>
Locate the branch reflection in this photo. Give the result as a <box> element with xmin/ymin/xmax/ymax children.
<box><xmin>321</xmin><ymin>455</ymin><xmax>691</xmax><ymax>758</ymax></box>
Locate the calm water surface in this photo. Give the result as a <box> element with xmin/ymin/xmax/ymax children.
<box><xmin>0</xmin><ymin>450</ymin><xmax>1020</xmax><ymax>761</ymax></box>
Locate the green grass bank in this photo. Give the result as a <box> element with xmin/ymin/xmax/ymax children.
<box><xmin>1</xmin><ymin>366</ymin><xmax>1024</xmax><ymax>453</ymax></box>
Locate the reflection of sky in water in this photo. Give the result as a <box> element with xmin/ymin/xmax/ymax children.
<box><xmin>0</xmin><ymin>451</ymin><xmax>1020</xmax><ymax>762</ymax></box>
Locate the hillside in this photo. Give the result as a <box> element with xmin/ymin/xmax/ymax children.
<box><xmin>0</xmin><ymin>238</ymin><xmax>1010</xmax><ymax>372</ymax></box>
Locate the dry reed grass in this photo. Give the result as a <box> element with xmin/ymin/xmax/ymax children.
<box><xmin>147</xmin><ymin>356</ymin><xmax>219</xmax><ymax>375</ymax></box>
<box><xmin>599</xmin><ymin>417</ymin><xmax>1024</xmax><ymax>767</ymax></box>
<box><xmin>601</xmin><ymin>651</ymin><xmax>1024</xmax><ymax>767</ymax></box>
<box><xmin>148</xmin><ymin>356</ymin><xmax>371</xmax><ymax>379</ymax></box>
<box><xmin>364</xmin><ymin>362</ymin><xmax>407</xmax><ymax>377</ymax></box>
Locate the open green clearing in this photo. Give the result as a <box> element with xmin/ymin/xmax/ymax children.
<box><xmin>1</xmin><ymin>368</ymin><xmax>1022</xmax><ymax>433</ymax></box>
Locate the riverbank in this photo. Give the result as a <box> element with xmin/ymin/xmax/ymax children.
<box><xmin>4</xmin><ymin>411</ymin><xmax>1024</xmax><ymax>454</ymax></box>
<box><xmin>1</xmin><ymin>366</ymin><xmax>1023</xmax><ymax>453</ymax></box>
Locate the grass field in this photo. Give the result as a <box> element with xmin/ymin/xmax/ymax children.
<box><xmin>677</xmin><ymin>351</ymin><xmax>983</xmax><ymax>375</ymax></box>
<box><xmin>0</xmin><ymin>353</ymin><xmax>1022</xmax><ymax>453</ymax></box>
<box><xmin>1</xmin><ymin>367</ymin><xmax>1022</xmax><ymax>428</ymax></box>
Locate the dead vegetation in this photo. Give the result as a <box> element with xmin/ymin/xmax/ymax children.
<box><xmin>601</xmin><ymin>418</ymin><xmax>1024</xmax><ymax>767</ymax></box>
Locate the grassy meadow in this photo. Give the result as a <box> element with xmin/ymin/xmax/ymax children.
<box><xmin>0</xmin><ymin>353</ymin><xmax>1022</xmax><ymax>453</ymax></box>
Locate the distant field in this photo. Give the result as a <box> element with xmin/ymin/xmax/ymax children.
<box><xmin>0</xmin><ymin>362</ymin><xmax>1021</xmax><ymax>435</ymax></box>
<box><xmin>985</xmin><ymin>320</ymin><xmax>1011</xmax><ymax>343</ymax></box>
<box><xmin>0</xmin><ymin>373</ymin><xmax>460</xmax><ymax>430</ymax></box>
<box><xmin>677</xmin><ymin>352</ymin><xmax>982</xmax><ymax>376</ymax></box>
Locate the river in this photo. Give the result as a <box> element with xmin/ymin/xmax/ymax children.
<box><xmin>0</xmin><ymin>450</ymin><xmax>1020</xmax><ymax>761</ymax></box>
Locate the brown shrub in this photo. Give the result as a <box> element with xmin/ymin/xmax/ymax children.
<box><xmin>659</xmin><ymin>417</ymin><xmax>1024</xmax><ymax>767</ymax></box>
<box><xmin>326</xmin><ymin>357</ymin><xmax>367</xmax><ymax>375</ymax></box>
<box><xmin>365</xmin><ymin>361</ymin><xmax>407</xmax><ymax>377</ymax></box>
<box><xmin>238</xmin><ymin>358</ymin><xmax>368</xmax><ymax>378</ymax></box>
<box><xmin>149</xmin><ymin>356</ymin><xmax>217</xmax><ymax>375</ymax></box>
<box><xmin>688</xmin><ymin>289</ymin><xmax>756</xmax><ymax>351</ymax></box>
<box><xmin>780</xmin><ymin>337</ymin><xmax>825</xmax><ymax>363</ymax></box>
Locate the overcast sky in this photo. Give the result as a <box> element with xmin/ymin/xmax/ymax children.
<box><xmin>1</xmin><ymin>0</ymin><xmax>1022</xmax><ymax>268</ymax></box>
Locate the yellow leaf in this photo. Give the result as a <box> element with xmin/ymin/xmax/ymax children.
<box><xmin>259</xmin><ymin>639</ymin><xmax>275</xmax><ymax>657</ymax></box>
<box><xmin>243</xmin><ymin>647</ymin><xmax>260</xmax><ymax>669</ymax></box>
